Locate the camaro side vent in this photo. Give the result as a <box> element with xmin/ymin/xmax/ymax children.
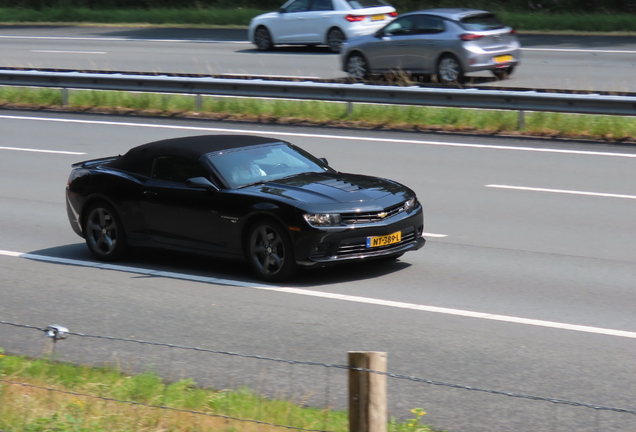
<box><xmin>317</xmin><ymin>178</ymin><xmax>361</xmax><ymax>192</ymax></box>
<box><xmin>341</xmin><ymin>202</ymin><xmax>405</xmax><ymax>224</ymax></box>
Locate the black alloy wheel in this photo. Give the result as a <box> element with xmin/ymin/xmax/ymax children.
<box><xmin>437</xmin><ymin>54</ymin><xmax>464</xmax><ymax>84</ymax></box>
<box><xmin>327</xmin><ymin>28</ymin><xmax>345</xmax><ymax>53</ymax></box>
<box><xmin>83</xmin><ymin>202</ymin><xmax>128</xmax><ymax>261</ymax></box>
<box><xmin>246</xmin><ymin>219</ymin><xmax>296</xmax><ymax>282</ymax></box>
<box><xmin>255</xmin><ymin>26</ymin><xmax>273</xmax><ymax>51</ymax></box>
<box><xmin>346</xmin><ymin>53</ymin><xmax>369</xmax><ymax>81</ymax></box>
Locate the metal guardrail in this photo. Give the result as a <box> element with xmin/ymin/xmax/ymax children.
<box><xmin>1</xmin><ymin>69</ymin><xmax>636</xmax><ymax>119</ymax></box>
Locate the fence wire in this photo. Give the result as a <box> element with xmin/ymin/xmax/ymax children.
<box><xmin>1</xmin><ymin>319</ymin><xmax>635</xmax><ymax>432</ymax></box>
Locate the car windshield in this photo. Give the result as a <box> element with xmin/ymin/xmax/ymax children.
<box><xmin>207</xmin><ymin>143</ymin><xmax>333</xmax><ymax>189</ymax></box>
<box><xmin>346</xmin><ymin>0</ymin><xmax>390</xmax><ymax>9</ymax></box>
<box><xmin>459</xmin><ymin>13</ymin><xmax>505</xmax><ymax>31</ymax></box>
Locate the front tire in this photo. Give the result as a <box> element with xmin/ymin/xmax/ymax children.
<box><xmin>246</xmin><ymin>219</ymin><xmax>296</xmax><ymax>282</ymax></box>
<box><xmin>346</xmin><ymin>52</ymin><xmax>369</xmax><ymax>80</ymax></box>
<box><xmin>437</xmin><ymin>54</ymin><xmax>464</xmax><ymax>84</ymax></box>
<box><xmin>254</xmin><ymin>26</ymin><xmax>273</xmax><ymax>51</ymax></box>
<box><xmin>83</xmin><ymin>202</ymin><xmax>128</xmax><ymax>261</ymax></box>
<box><xmin>327</xmin><ymin>28</ymin><xmax>345</xmax><ymax>53</ymax></box>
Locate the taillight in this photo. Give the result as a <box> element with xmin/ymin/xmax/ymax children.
<box><xmin>509</xmin><ymin>29</ymin><xmax>517</xmax><ymax>34</ymax></box>
<box><xmin>460</xmin><ymin>33</ymin><xmax>484</xmax><ymax>41</ymax></box>
<box><xmin>388</xmin><ymin>11</ymin><xmax>398</xmax><ymax>17</ymax></box>
<box><xmin>345</xmin><ymin>14</ymin><xmax>365</xmax><ymax>22</ymax></box>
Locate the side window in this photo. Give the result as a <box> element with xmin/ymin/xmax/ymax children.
<box><xmin>383</xmin><ymin>16</ymin><xmax>417</xmax><ymax>36</ymax></box>
<box><xmin>286</xmin><ymin>0</ymin><xmax>311</xmax><ymax>12</ymax></box>
<box><xmin>416</xmin><ymin>15</ymin><xmax>445</xmax><ymax>34</ymax></box>
<box><xmin>151</xmin><ymin>156</ymin><xmax>208</xmax><ymax>184</ymax></box>
<box><xmin>311</xmin><ymin>0</ymin><xmax>333</xmax><ymax>11</ymax></box>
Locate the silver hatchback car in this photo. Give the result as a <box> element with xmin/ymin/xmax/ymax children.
<box><xmin>340</xmin><ymin>8</ymin><xmax>521</xmax><ymax>83</ymax></box>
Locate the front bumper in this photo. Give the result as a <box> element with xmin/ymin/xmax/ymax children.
<box><xmin>294</xmin><ymin>206</ymin><xmax>425</xmax><ymax>266</ymax></box>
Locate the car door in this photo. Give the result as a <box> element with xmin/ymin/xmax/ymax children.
<box><xmin>273</xmin><ymin>0</ymin><xmax>313</xmax><ymax>44</ymax></box>
<box><xmin>139</xmin><ymin>155</ymin><xmax>223</xmax><ymax>252</ymax></box>
<box><xmin>405</xmin><ymin>14</ymin><xmax>447</xmax><ymax>73</ymax></box>
<box><xmin>366</xmin><ymin>15</ymin><xmax>419</xmax><ymax>72</ymax></box>
<box><xmin>307</xmin><ymin>0</ymin><xmax>335</xmax><ymax>43</ymax></box>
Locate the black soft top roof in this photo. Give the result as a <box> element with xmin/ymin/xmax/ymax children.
<box><xmin>106</xmin><ymin>134</ymin><xmax>283</xmax><ymax>172</ymax></box>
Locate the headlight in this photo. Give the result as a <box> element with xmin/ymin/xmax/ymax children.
<box><xmin>303</xmin><ymin>213</ymin><xmax>342</xmax><ymax>227</ymax></box>
<box><xmin>404</xmin><ymin>197</ymin><xmax>417</xmax><ymax>213</ymax></box>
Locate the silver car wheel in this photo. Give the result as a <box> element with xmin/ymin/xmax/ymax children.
<box><xmin>84</xmin><ymin>202</ymin><xmax>127</xmax><ymax>261</ymax></box>
<box><xmin>255</xmin><ymin>26</ymin><xmax>273</xmax><ymax>51</ymax></box>
<box><xmin>347</xmin><ymin>53</ymin><xmax>368</xmax><ymax>80</ymax></box>
<box><xmin>438</xmin><ymin>55</ymin><xmax>463</xmax><ymax>84</ymax></box>
<box><xmin>327</xmin><ymin>28</ymin><xmax>345</xmax><ymax>53</ymax></box>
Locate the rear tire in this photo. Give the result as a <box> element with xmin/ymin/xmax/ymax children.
<box><xmin>437</xmin><ymin>54</ymin><xmax>464</xmax><ymax>84</ymax></box>
<box><xmin>493</xmin><ymin>65</ymin><xmax>515</xmax><ymax>80</ymax></box>
<box><xmin>246</xmin><ymin>219</ymin><xmax>297</xmax><ymax>282</ymax></box>
<box><xmin>327</xmin><ymin>28</ymin><xmax>345</xmax><ymax>53</ymax></box>
<box><xmin>254</xmin><ymin>26</ymin><xmax>273</xmax><ymax>51</ymax></box>
<box><xmin>83</xmin><ymin>202</ymin><xmax>128</xmax><ymax>261</ymax></box>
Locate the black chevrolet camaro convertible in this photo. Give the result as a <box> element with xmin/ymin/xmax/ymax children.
<box><xmin>66</xmin><ymin>135</ymin><xmax>425</xmax><ymax>281</ymax></box>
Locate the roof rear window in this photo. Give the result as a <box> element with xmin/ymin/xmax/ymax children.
<box><xmin>345</xmin><ymin>0</ymin><xmax>390</xmax><ymax>9</ymax></box>
<box><xmin>459</xmin><ymin>13</ymin><xmax>505</xmax><ymax>31</ymax></box>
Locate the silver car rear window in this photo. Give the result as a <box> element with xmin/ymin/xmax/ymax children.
<box><xmin>346</xmin><ymin>0</ymin><xmax>390</xmax><ymax>9</ymax></box>
<box><xmin>459</xmin><ymin>13</ymin><xmax>505</xmax><ymax>31</ymax></box>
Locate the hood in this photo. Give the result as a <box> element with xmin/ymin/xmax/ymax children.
<box><xmin>242</xmin><ymin>172</ymin><xmax>410</xmax><ymax>206</ymax></box>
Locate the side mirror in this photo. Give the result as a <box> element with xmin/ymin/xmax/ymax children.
<box><xmin>186</xmin><ymin>177</ymin><xmax>219</xmax><ymax>192</ymax></box>
<box><xmin>278</xmin><ymin>7</ymin><xmax>286</xmax><ymax>13</ymax></box>
<box><xmin>375</xmin><ymin>29</ymin><xmax>384</xmax><ymax>38</ymax></box>
<box><xmin>319</xmin><ymin>157</ymin><xmax>329</xmax><ymax>166</ymax></box>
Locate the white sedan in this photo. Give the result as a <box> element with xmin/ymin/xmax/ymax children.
<box><xmin>249</xmin><ymin>0</ymin><xmax>397</xmax><ymax>53</ymax></box>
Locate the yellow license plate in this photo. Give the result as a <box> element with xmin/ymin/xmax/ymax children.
<box><xmin>367</xmin><ymin>231</ymin><xmax>401</xmax><ymax>248</ymax></box>
<box><xmin>371</xmin><ymin>14</ymin><xmax>385</xmax><ymax>21</ymax></box>
<box><xmin>493</xmin><ymin>55</ymin><xmax>514</xmax><ymax>64</ymax></box>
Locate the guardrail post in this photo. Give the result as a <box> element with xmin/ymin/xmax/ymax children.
<box><xmin>196</xmin><ymin>94</ymin><xmax>202</xmax><ymax>111</ymax></box>
<box><xmin>349</xmin><ymin>351</ymin><xmax>387</xmax><ymax>432</ymax></box>
<box><xmin>62</xmin><ymin>88</ymin><xmax>68</xmax><ymax>106</ymax></box>
<box><xmin>347</xmin><ymin>101</ymin><xmax>353</xmax><ymax>117</ymax></box>
<box><xmin>518</xmin><ymin>110</ymin><xmax>525</xmax><ymax>130</ymax></box>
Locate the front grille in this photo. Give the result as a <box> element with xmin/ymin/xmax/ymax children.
<box><xmin>336</xmin><ymin>230</ymin><xmax>416</xmax><ymax>257</ymax></box>
<box><xmin>341</xmin><ymin>202</ymin><xmax>405</xmax><ymax>225</ymax></box>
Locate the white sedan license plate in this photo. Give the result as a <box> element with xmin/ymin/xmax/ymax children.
<box><xmin>371</xmin><ymin>14</ymin><xmax>385</xmax><ymax>21</ymax></box>
<box><xmin>367</xmin><ymin>231</ymin><xmax>401</xmax><ymax>248</ymax></box>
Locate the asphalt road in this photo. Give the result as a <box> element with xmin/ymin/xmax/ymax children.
<box><xmin>0</xmin><ymin>26</ymin><xmax>636</xmax><ymax>91</ymax></box>
<box><xmin>1</xmin><ymin>111</ymin><xmax>636</xmax><ymax>431</ymax></box>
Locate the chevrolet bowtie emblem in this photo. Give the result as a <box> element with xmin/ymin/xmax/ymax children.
<box><xmin>378</xmin><ymin>212</ymin><xmax>388</xmax><ymax>218</ymax></box>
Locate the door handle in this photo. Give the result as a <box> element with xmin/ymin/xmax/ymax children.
<box><xmin>143</xmin><ymin>191</ymin><xmax>157</xmax><ymax>197</ymax></box>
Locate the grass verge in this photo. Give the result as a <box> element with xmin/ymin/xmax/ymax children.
<box><xmin>0</xmin><ymin>349</ymin><xmax>437</xmax><ymax>432</ymax></box>
<box><xmin>1</xmin><ymin>86</ymin><xmax>635</xmax><ymax>143</ymax></box>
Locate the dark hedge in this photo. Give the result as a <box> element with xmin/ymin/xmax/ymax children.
<box><xmin>0</xmin><ymin>0</ymin><xmax>634</xmax><ymax>13</ymax></box>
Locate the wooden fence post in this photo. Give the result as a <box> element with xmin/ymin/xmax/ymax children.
<box><xmin>349</xmin><ymin>351</ymin><xmax>387</xmax><ymax>432</ymax></box>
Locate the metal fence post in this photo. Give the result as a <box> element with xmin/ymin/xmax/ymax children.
<box><xmin>347</xmin><ymin>101</ymin><xmax>353</xmax><ymax>116</ymax></box>
<box><xmin>518</xmin><ymin>110</ymin><xmax>525</xmax><ymax>129</ymax></box>
<box><xmin>62</xmin><ymin>88</ymin><xmax>68</xmax><ymax>106</ymax></box>
<box><xmin>349</xmin><ymin>351</ymin><xmax>387</xmax><ymax>432</ymax></box>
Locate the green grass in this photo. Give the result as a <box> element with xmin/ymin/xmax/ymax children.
<box><xmin>0</xmin><ymin>7</ymin><xmax>635</xmax><ymax>33</ymax></box>
<box><xmin>1</xmin><ymin>86</ymin><xmax>634</xmax><ymax>142</ymax></box>
<box><xmin>0</xmin><ymin>349</ymin><xmax>437</xmax><ymax>432</ymax></box>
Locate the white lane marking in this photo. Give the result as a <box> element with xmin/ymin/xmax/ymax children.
<box><xmin>0</xmin><ymin>35</ymin><xmax>249</xmax><ymax>44</ymax></box>
<box><xmin>423</xmin><ymin>232</ymin><xmax>447</xmax><ymax>238</ymax></box>
<box><xmin>31</xmin><ymin>49</ymin><xmax>106</xmax><ymax>54</ymax></box>
<box><xmin>2</xmin><ymin>248</ymin><xmax>636</xmax><ymax>339</ymax></box>
<box><xmin>1</xmin><ymin>115</ymin><xmax>636</xmax><ymax>159</ymax></box>
<box><xmin>486</xmin><ymin>184</ymin><xmax>636</xmax><ymax>200</ymax></box>
<box><xmin>0</xmin><ymin>146</ymin><xmax>86</xmax><ymax>155</ymax></box>
<box><xmin>522</xmin><ymin>47</ymin><xmax>636</xmax><ymax>54</ymax></box>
